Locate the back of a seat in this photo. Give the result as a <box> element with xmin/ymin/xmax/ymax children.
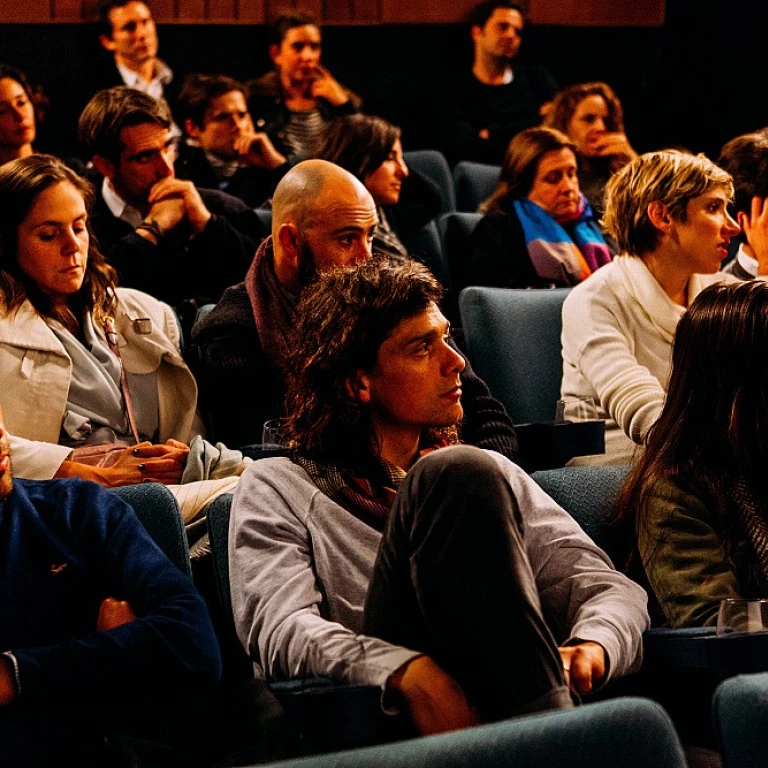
<box><xmin>403</xmin><ymin>150</ymin><xmax>456</xmax><ymax>214</ymax></box>
<box><xmin>404</xmin><ymin>219</ymin><xmax>451</xmax><ymax>289</ymax></box>
<box><xmin>459</xmin><ymin>286</ymin><xmax>570</xmax><ymax>424</ymax></box>
<box><xmin>532</xmin><ymin>466</ymin><xmax>630</xmax><ymax>566</ymax></box>
<box><xmin>112</xmin><ymin>483</ymin><xmax>191</xmax><ymax>578</ymax></box>
<box><xmin>453</xmin><ymin>161</ymin><xmax>501</xmax><ymax>212</ymax></box>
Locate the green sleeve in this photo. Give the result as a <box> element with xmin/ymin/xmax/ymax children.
<box><xmin>637</xmin><ymin>478</ymin><xmax>741</xmax><ymax>627</ymax></box>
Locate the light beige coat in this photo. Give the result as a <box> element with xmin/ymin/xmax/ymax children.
<box><xmin>0</xmin><ymin>288</ymin><xmax>201</xmax><ymax>479</ymax></box>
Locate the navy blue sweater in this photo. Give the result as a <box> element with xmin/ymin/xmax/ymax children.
<box><xmin>0</xmin><ymin>478</ymin><xmax>221</xmax><ymax>763</ymax></box>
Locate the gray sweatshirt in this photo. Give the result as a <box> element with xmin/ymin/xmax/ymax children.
<box><xmin>229</xmin><ymin>449</ymin><xmax>649</xmax><ymax>689</ymax></box>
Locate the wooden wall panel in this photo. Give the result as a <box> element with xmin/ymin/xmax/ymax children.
<box><xmin>529</xmin><ymin>0</ymin><xmax>665</xmax><ymax>26</ymax></box>
<box><xmin>381</xmin><ymin>0</ymin><xmax>475</xmax><ymax>23</ymax></box>
<box><xmin>208</xmin><ymin>0</ymin><xmax>236</xmax><ymax>22</ymax></box>
<box><xmin>176</xmin><ymin>0</ymin><xmax>207</xmax><ymax>21</ymax></box>
<box><xmin>264</xmin><ymin>0</ymin><xmax>323</xmax><ymax>21</ymax></box>
<box><xmin>0</xmin><ymin>0</ymin><xmax>52</xmax><ymax>22</ymax></box>
<box><xmin>149</xmin><ymin>0</ymin><xmax>177</xmax><ymax>22</ymax></box>
<box><xmin>53</xmin><ymin>0</ymin><xmax>83</xmax><ymax>20</ymax></box>
<box><xmin>237</xmin><ymin>0</ymin><xmax>266</xmax><ymax>22</ymax></box>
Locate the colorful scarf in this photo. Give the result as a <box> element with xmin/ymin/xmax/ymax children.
<box><xmin>294</xmin><ymin>441</ymin><xmax>450</xmax><ymax>531</ymax></box>
<box><xmin>513</xmin><ymin>194</ymin><xmax>612</xmax><ymax>285</ymax></box>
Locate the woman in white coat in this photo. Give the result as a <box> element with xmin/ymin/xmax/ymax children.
<box><xmin>0</xmin><ymin>154</ymin><xmax>207</xmax><ymax>491</ymax></box>
<box><xmin>561</xmin><ymin>150</ymin><xmax>742</xmax><ymax>465</ymax></box>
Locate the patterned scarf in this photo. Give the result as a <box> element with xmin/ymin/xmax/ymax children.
<box><xmin>732</xmin><ymin>477</ymin><xmax>768</xmax><ymax>583</ymax></box>
<box><xmin>294</xmin><ymin>441</ymin><xmax>450</xmax><ymax>531</ymax></box>
<box><xmin>513</xmin><ymin>194</ymin><xmax>612</xmax><ymax>285</ymax></box>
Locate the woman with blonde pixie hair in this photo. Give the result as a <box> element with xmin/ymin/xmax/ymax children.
<box><xmin>561</xmin><ymin>150</ymin><xmax>743</xmax><ymax>465</ymax></box>
<box><xmin>545</xmin><ymin>82</ymin><xmax>636</xmax><ymax>215</ymax></box>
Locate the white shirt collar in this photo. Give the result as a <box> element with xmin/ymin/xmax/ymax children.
<box><xmin>115</xmin><ymin>58</ymin><xmax>173</xmax><ymax>101</ymax></box>
<box><xmin>736</xmin><ymin>242</ymin><xmax>759</xmax><ymax>278</ymax></box>
<box><xmin>101</xmin><ymin>177</ymin><xmax>143</xmax><ymax>229</ymax></box>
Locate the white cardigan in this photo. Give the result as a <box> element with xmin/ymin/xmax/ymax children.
<box><xmin>561</xmin><ymin>256</ymin><xmax>735</xmax><ymax>465</ymax></box>
<box><xmin>0</xmin><ymin>288</ymin><xmax>201</xmax><ymax>479</ymax></box>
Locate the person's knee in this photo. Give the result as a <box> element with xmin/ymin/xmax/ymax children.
<box><xmin>409</xmin><ymin>444</ymin><xmax>502</xmax><ymax>487</ymax></box>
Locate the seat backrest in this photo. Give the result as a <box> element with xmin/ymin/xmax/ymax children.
<box><xmin>111</xmin><ymin>483</ymin><xmax>191</xmax><ymax>578</ymax></box>
<box><xmin>254</xmin><ymin>207</ymin><xmax>273</xmax><ymax>233</ymax></box>
<box><xmin>453</xmin><ymin>161</ymin><xmax>501</xmax><ymax>212</ymax></box>
<box><xmin>459</xmin><ymin>286</ymin><xmax>570</xmax><ymax>424</ymax></box>
<box><xmin>403</xmin><ymin>150</ymin><xmax>456</xmax><ymax>214</ymax></box>
<box><xmin>207</xmin><ymin>492</ymin><xmax>235</xmax><ymax>615</ymax></box>
<box><xmin>255</xmin><ymin>696</ymin><xmax>687</xmax><ymax>768</ymax></box>
<box><xmin>403</xmin><ymin>219</ymin><xmax>451</xmax><ymax>289</ymax></box>
<box><xmin>531</xmin><ymin>466</ymin><xmax>630</xmax><ymax>566</ymax></box>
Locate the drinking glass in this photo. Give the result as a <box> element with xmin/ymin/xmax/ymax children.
<box><xmin>262</xmin><ymin>418</ymin><xmax>288</xmax><ymax>448</ymax></box>
<box><xmin>555</xmin><ymin>396</ymin><xmax>598</xmax><ymax>424</ymax></box>
<box><xmin>716</xmin><ymin>598</ymin><xmax>768</xmax><ymax>636</ymax></box>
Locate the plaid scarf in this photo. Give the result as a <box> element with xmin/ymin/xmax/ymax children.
<box><xmin>294</xmin><ymin>441</ymin><xmax>450</xmax><ymax>531</ymax></box>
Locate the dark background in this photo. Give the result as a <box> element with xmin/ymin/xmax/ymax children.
<box><xmin>0</xmin><ymin>0</ymin><xmax>765</xmax><ymax>162</ymax></box>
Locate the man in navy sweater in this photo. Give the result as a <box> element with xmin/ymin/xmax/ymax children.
<box><xmin>0</xmin><ymin>406</ymin><xmax>222</xmax><ymax>765</ymax></box>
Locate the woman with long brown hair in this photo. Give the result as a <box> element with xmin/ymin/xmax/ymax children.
<box><xmin>619</xmin><ymin>281</ymin><xmax>768</xmax><ymax>626</ymax></box>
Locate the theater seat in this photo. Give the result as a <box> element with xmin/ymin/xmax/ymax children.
<box><xmin>403</xmin><ymin>150</ymin><xmax>456</xmax><ymax>214</ymax></box>
<box><xmin>252</xmin><ymin>697</ymin><xmax>687</xmax><ymax>768</ymax></box>
<box><xmin>459</xmin><ymin>286</ymin><xmax>570</xmax><ymax>424</ymax></box>
<box><xmin>111</xmin><ymin>483</ymin><xmax>191</xmax><ymax>578</ymax></box>
<box><xmin>453</xmin><ymin>161</ymin><xmax>501</xmax><ymax>212</ymax></box>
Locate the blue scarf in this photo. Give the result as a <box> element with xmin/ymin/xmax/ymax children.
<box><xmin>513</xmin><ymin>194</ymin><xmax>612</xmax><ymax>285</ymax></box>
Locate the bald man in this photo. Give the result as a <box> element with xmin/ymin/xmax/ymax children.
<box><xmin>191</xmin><ymin>160</ymin><xmax>517</xmax><ymax>458</ymax></box>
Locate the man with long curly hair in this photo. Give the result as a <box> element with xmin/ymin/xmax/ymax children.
<box><xmin>229</xmin><ymin>254</ymin><xmax>648</xmax><ymax>737</ymax></box>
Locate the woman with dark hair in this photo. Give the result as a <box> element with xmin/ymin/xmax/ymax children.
<box><xmin>619</xmin><ymin>281</ymin><xmax>768</xmax><ymax>627</ymax></box>
<box><xmin>469</xmin><ymin>126</ymin><xmax>612</xmax><ymax>289</ymax></box>
<box><xmin>315</xmin><ymin>114</ymin><xmax>441</xmax><ymax>257</ymax></box>
<box><xmin>545</xmin><ymin>82</ymin><xmax>636</xmax><ymax>216</ymax></box>
<box><xmin>0</xmin><ymin>64</ymin><xmax>39</xmax><ymax>166</ymax></box>
<box><xmin>0</xmin><ymin>154</ymin><xmax>245</xmax><ymax>521</ymax></box>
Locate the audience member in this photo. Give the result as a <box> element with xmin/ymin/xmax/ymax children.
<box><xmin>229</xmin><ymin>255</ymin><xmax>648</xmax><ymax>735</ymax></box>
<box><xmin>0</xmin><ymin>64</ymin><xmax>38</xmax><ymax>167</ymax></box>
<box><xmin>0</xmin><ymin>402</ymin><xmax>221</xmax><ymax>764</ymax></box>
<box><xmin>470</xmin><ymin>126</ymin><xmax>611</xmax><ymax>289</ymax></box>
<box><xmin>78</xmin><ymin>87</ymin><xmax>265</xmax><ymax>317</ymax></box>
<box><xmin>177</xmin><ymin>73</ymin><xmax>287</xmax><ymax>208</ymax></box>
<box><xmin>545</xmin><ymin>82</ymin><xmax>637</xmax><ymax>217</ymax></box>
<box><xmin>561</xmin><ymin>150</ymin><xmax>741</xmax><ymax>466</ymax></box>
<box><xmin>449</xmin><ymin>0</ymin><xmax>557</xmax><ymax>165</ymax></box>
<box><xmin>0</xmin><ymin>155</ymin><xmax>249</xmax><ymax>523</ymax></box>
<box><xmin>247</xmin><ymin>13</ymin><xmax>362</xmax><ymax>159</ymax></box>
<box><xmin>619</xmin><ymin>282</ymin><xmax>768</xmax><ymax>627</ymax></box>
<box><xmin>718</xmin><ymin>129</ymin><xmax>768</xmax><ymax>279</ymax></box>
<box><xmin>316</xmin><ymin>114</ymin><xmax>442</xmax><ymax>257</ymax></box>
<box><xmin>191</xmin><ymin>159</ymin><xmax>518</xmax><ymax>457</ymax></box>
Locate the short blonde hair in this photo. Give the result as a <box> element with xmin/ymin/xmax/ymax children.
<box><xmin>603</xmin><ymin>150</ymin><xmax>733</xmax><ymax>256</ymax></box>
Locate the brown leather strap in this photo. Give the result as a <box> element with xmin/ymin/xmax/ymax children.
<box><xmin>103</xmin><ymin>316</ymin><xmax>141</xmax><ymax>445</ymax></box>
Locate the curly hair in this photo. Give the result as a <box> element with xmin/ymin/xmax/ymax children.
<box><xmin>284</xmin><ymin>255</ymin><xmax>449</xmax><ymax>469</ymax></box>
<box><xmin>0</xmin><ymin>155</ymin><xmax>117</xmax><ymax>330</ymax></box>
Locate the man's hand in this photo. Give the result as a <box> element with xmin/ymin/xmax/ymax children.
<box><xmin>387</xmin><ymin>656</ymin><xmax>480</xmax><ymax>736</ymax></box>
<box><xmin>97</xmin><ymin>598</ymin><xmax>137</xmax><ymax>631</ymax></box>
<box><xmin>583</xmin><ymin>132</ymin><xmax>637</xmax><ymax>162</ymax></box>
<box><xmin>740</xmin><ymin>196</ymin><xmax>768</xmax><ymax>276</ymax></box>
<box><xmin>141</xmin><ymin>197</ymin><xmax>186</xmax><ymax>241</ymax></box>
<box><xmin>310</xmin><ymin>64</ymin><xmax>350</xmax><ymax>107</ymax></box>
<box><xmin>559</xmin><ymin>641</ymin><xmax>606</xmax><ymax>696</ymax></box>
<box><xmin>148</xmin><ymin>178</ymin><xmax>212</xmax><ymax>236</ymax></box>
<box><xmin>54</xmin><ymin>440</ymin><xmax>190</xmax><ymax>488</ymax></box>
<box><xmin>0</xmin><ymin>656</ymin><xmax>16</xmax><ymax>706</ymax></box>
<box><xmin>234</xmin><ymin>132</ymin><xmax>286</xmax><ymax>170</ymax></box>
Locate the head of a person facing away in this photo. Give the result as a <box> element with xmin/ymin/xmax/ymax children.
<box><xmin>481</xmin><ymin>126</ymin><xmax>581</xmax><ymax>222</ymax></box>
<box><xmin>79</xmin><ymin>86</ymin><xmax>176</xmax><ymax>214</ymax></box>
<box><xmin>270</xmin><ymin>158</ymin><xmax>378</xmax><ymax>294</ymax></box>
<box><xmin>470</xmin><ymin>1</ymin><xmax>525</xmax><ymax>73</ymax></box>
<box><xmin>0</xmin><ymin>64</ymin><xmax>38</xmax><ymax>167</ymax></box>
<box><xmin>269</xmin><ymin>13</ymin><xmax>323</xmax><ymax>91</ymax></box>
<box><xmin>619</xmin><ymin>280</ymin><xmax>768</xmax><ymax>549</ymax></box>
<box><xmin>602</xmin><ymin>150</ymin><xmax>738</xmax><ymax>276</ymax></box>
<box><xmin>316</xmin><ymin>115</ymin><xmax>409</xmax><ymax>208</ymax></box>
<box><xmin>284</xmin><ymin>254</ymin><xmax>465</xmax><ymax>473</ymax></box>
<box><xmin>99</xmin><ymin>0</ymin><xmax>159</xmax><ymax>75</ymax></box>
<box><xmin>179</xmin><ymin>73</ymin><xmax>253</xmax><ymax>162</ymax></box>
<box><xmin>0</xmin><ymin>154</ymin><xmax>117</xmax><ymax>335</ymax></box>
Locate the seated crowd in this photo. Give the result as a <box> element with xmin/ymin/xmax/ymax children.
<box><xmin>3</xmin><ymin>0</ymin><xmax>768</xmax><ymax>764</ymax></box>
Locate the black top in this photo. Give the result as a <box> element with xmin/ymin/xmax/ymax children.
<box><xmin>449</xmin><ymin>67</ymin><xmax>558</xmax><ymax>165</ymax></box>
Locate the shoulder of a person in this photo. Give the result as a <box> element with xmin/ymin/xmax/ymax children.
<box><xmin>246</xmin><ymin>70</ymin><xmax>280</xmax><ymax>98</ymax></box>
<box><xmin>115</xmin><ymin>287</ymin><xmax>170</xmax><ymax>317</ymax></box>
<box><xmin>198</xmin><ymin>186</ymin><xmax>252</xmax><ymax>215</ymax></box>
<box><xmin>192</xmin><ymin>283</ymin><xmax>256</xmax><ymax>342</ymax></box>
<box><xmin>564</xmin><ymin>258</ymin><xmax>620</xmax><ymax>303</ymax></box>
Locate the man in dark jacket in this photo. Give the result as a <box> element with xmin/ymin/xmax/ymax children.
<box><xmin>191</xmin><ymin>159</ymin><xmax>518</xmax><ymax>460</ymax></box>
<box><xmin>78</xmin><ymin>87</ymin><xmax>266</xmax><ymax>321</ymax></box>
